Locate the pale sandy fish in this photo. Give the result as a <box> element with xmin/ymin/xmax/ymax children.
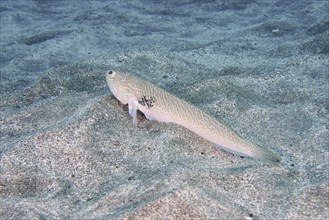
<box><xmin>105</xmin><ymin>70</ymin><xmax>281</xmax><ymax>162</ymax></box>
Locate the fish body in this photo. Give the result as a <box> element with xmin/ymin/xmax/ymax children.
<box><xmin>105</xmin><ymin>70</ymin><xmax>280</xmax><ymax>162</ymax></box>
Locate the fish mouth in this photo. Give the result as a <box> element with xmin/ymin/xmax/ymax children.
<box><xmin>105</xmin><ymin>72</ymin><xmax>115</xmax><ymax>93</ymax></box>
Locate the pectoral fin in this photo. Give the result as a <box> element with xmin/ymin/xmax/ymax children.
<box><xmin>128</xmin><ymin>98</ymin><xmax>138</xmax><ymax>126</ymax></box>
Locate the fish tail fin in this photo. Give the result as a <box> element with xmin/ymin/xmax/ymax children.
<box><xmin>253</xmin><ymin>146</ymin><xmax>281</xmax><ymax>163</ymax></box>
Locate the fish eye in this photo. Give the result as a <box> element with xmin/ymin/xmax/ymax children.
<box><xmin>108</xmin><ymin>70</ymin><xmax>116</xmax><ymax>77</ymax></box>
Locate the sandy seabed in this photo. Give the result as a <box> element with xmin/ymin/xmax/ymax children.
<box><xmin>1</xmin><ymin>0</ymin><xmax>328</xmax><ymax>219</ymax></box>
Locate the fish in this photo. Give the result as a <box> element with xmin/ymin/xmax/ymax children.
<box><xmin>105</xmin><ymin>70</ymin><xmax>281</xmax><ymax>162</ymax></box>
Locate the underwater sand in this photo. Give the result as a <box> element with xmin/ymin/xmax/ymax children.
<box><xmin>1</xmin><ymin>0</ymin><xmax>328</xmax><ymax>219</ymax></box>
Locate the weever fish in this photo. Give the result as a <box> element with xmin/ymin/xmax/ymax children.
<box><xmin>105</xmin><ymin>70</ymin><xmax>281</xmax><ymax>162</ymax></box>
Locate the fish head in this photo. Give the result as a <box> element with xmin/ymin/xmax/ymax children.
<box><xmin>105</xmin><ymin>70</ymin><xmax>136</xmax><ymax>105</ymax></box>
